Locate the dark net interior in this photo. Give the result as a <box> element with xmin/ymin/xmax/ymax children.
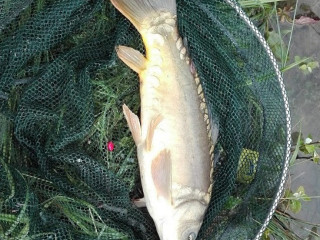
<box><xmin>0</xmin><ymin>0</ymin><xmax>290</xmax><ymax>239</ymax></box>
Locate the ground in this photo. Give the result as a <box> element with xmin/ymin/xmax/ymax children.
<box><xmin>283</xmin><ymin>0</ymin><xmax>320</xmax><ymax>235</ymax></box>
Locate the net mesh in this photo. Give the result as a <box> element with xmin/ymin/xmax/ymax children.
<box><xmin>0</xmin><ymin>0</ymin><xmax>290</xmax><ymax>239</ymax></box>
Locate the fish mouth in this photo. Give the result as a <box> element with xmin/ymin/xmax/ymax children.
<box><xmin>159</xmin><ymin>219</ymin><xmax>202</xmax><ymax>240</ymax></box>
<box><xmin>155</xmin><ymin>200</ymin><xmax>206</xmax><ymax>239</ymax></box>
<box><xmin>180</xmin><ymin>223</ymin><xmax>201</xmax><ymax>240</ymax></box>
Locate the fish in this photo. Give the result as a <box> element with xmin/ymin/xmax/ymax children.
<box><xmin>110</xmin><ymin>0</ymin><xmax>217</xmax><ymax>239</ymax></box>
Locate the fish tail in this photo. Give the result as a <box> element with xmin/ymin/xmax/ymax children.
<box><xmin>110</xmin><ymin>0</ymin><xmax>177</xmax><ymax>33</ymax></box>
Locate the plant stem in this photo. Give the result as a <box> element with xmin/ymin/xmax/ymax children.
<box><xmin>281</xmin><ymin>196</ymin><xmax>320</xmax><ymax>200</ymax></box>
<box><xmin>239</xmin><ymin>0</ymin><xmax>284</xmax><ymax>8</ymax></box>
<box><xmin>274</xmin><ymin>2</ymin><xmax>285</xmax><ymax>66</ymax></box>
<box><xmin>281</xmin><ymin>57</ymin><xmax>311</xmax><ymax>72</ymax></box>
<box><xmin>276</xmin><ymin>210</ymin><xmax>320</xmax><ymax>227</ymax></box>
<box><xmin>284</xmin><ymin>0</ymin><xmax>299</xmax><ymax>67</ymax></box>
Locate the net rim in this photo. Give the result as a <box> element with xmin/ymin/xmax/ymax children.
<box><xmin>223</xmin><ymin>0</ymin><xmax>292</xmax><ymax>239</ymax></box>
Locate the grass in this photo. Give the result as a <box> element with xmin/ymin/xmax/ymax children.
<box><xmin>0</xmin><ymin>0</ymin><xmax>319</xmax><ymax>239</ymax></box>
<box><xmin>239</xmin><ymin>0</ymin><xmax>284</xmax><ymax>8</ymax></box>
<box><xmin>85</xmin><ymin>64</ymin><xmax>140</xmax><ymax>191</ymax></box>
<box><xmin>42</xmin><ymin>196</ymin><xmax>129</xmax><ymax>239</ymax></box>
<box><xmin>0</xmin><ymin>1</ymin><xmax>140</xmax><ymax>239</ymax></box>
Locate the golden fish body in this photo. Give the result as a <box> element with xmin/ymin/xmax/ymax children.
<box><xmin>110</xmin><ymin>0</ymin><xmax>216</xmax><ymax>239</ymax></box>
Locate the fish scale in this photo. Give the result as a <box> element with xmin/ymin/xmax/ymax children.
<box><xmin>146</xmin><ymin>15</ymin><xmax>215</xmax><ymax>197</ymax></box>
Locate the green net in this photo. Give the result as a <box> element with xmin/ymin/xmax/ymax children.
<box><xmin>0</xmin><ymin>0</ymin><xmax>291</xmax><ymax>239</ymax></box>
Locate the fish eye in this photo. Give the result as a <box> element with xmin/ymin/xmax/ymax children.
<box><xmin>188</xmin><ymin>232</ymin><xmax>197</xmax><ymax>240</ymax></box>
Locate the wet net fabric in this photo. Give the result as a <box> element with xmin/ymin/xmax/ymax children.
<box><xmin>0</xmin><ymin>0</ymin><xmax>290</xmax><ymax>239</ymax></box>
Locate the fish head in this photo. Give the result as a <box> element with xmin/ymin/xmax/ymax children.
<box><xmin>156</xmin><ymin>200</ymin><xmax>208</xmax><ymax>240</ymax></box>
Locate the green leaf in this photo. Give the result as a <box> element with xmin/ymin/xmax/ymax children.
<box><xmin>299</xmin><ymin>64</ymin><xmax>307</xmax><ymax>70</ymax></box>
<box><xmin>294</xmin><ymin>56</ymin><xmax>301</xmax><ymax>62</ymax></box>
<box><xmin>308</xmin><ymin>61</ymin><xmax>319</xmax><ymax>69</ymax></box>
<box><xmin>299</xmin><ymin>60</ymin><xmax>319</xmax><ymax>74</ymax></box>
<box><xmin>289</xmin><ymin>199</ymin><xmax>302</xmax><ymax>213</ymax></box>
<box><xmin>293</xmin><ymin>186</ymin><xmax>311</xmax><ymax>201</ymax></box>
<box><xmin>312</xmin><ymin>151</ymin><xmax>319</xmax><ymax>163</ymax></box>
<box><xmin>300</xmin><ymin>141</ymin><xmax>316</xmax><ymax>154</ymax></box>
<box><xmin>296</xmin><ymin>186</ymin><xmax>305</xmax><ymax>194</ymax></box>
<box><xmin>266</xmin><ymin>30</ymin><xmax>287</xmax><ymax>62</ymax></box>
<box><xmin>284</xmin><ymin>189</ymin><xmax>293</xmax><ymax>198</ymax></box>
<box><xmin>262</xmin><ymin>228</ymin><xmax>271</xmax><ymax>240</ymax></box>
<box><xmin>305</xmin><ymin>144</ymin><xmax>315</xmax><ymax>154</ymax></box>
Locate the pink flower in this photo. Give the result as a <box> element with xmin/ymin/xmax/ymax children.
<box><xmin>107</xmin><ymin>141</ymin><xmax>115</xmax><ymax>151</ymax></box>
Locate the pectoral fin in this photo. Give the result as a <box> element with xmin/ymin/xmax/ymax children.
<box><xmin>116</xmin><ymin>46</ymin><xmax>146</xmax><ymax>74</ymax></box>
<box><xmin>122</xmin><ymin>104</ymin><xmax>141</xmax><ymax>145</ymax></box>
<box><xmin>151</xmin><ymin>149</ymin><xmax>171</xmax><ymax>202</ymax></box>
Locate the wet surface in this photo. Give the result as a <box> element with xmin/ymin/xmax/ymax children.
<box><xmin>281</xmin><ymin>0</ymin><xmax>320</xmax><ymax>236</ymax></box>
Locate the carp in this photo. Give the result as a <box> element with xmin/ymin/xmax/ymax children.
<box><xmin>110</xmin><ymin>0</ymin><xmax>217</xmax><ymax>239</ymax></box>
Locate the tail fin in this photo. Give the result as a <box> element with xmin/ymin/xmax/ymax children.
<box><xmin>110</xmin><ymin>0</ymin><xmax>176</xmax><ymax>32</ymax></box>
